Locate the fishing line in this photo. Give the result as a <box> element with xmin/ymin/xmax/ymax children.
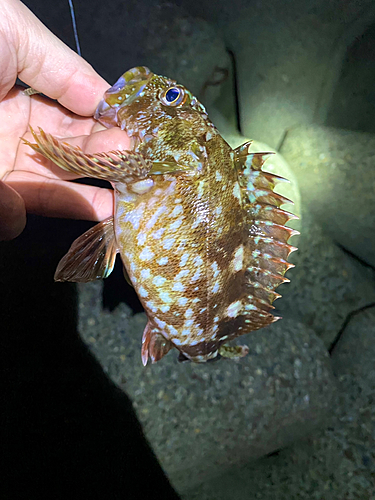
<box><xmin>68</xmin><ymin>0</ymin><xmax>81</xmax><ymax>57</ymax></box>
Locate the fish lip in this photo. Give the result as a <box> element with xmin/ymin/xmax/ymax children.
<box><xmin>105</xmin><ymin>76</ymin><xmax>126</xmax><ymax>95</ymax></box>
<box><xmin>94</xmin><ymin>100</ymin><xmax>119</xmax><ymax>128</ymax></box>
<box><xmin>94</xmin><ymin>68</ymin><xmax>154</xmax><ymax>126</ymax></box>
<box><xmin>94</xmin><ymin>99</ymin><xmax>111</xmax><ymax>121</ymax></box>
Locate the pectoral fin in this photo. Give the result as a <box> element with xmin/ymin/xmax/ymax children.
<box><xmin>24</xmin><ymin>127</ymin><xmax>194</xmax><ymax>183</ymax></box>
<box><xmin>55</xmin><ymin>216</ymin><xmax>118</xmax><ymax>282</ymax></box>
<box><xmin>24</xmin><ymin>127</ymin><xmax>152</xmax><ymax>183</ymax></box>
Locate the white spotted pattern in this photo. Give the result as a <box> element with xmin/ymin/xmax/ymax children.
<box><xmin>137</xmin><ymin>233</ymin><xmax>147</xmax><ymax>246</ymax></box>
<box><xmin>153</xmin><ymin>276</ymin><xmax>166</xmax><ymax>286</ymax></box>
<box><xmin>157</xmin><ymin>256</ymin><xmax>168</xmax><ymax>265</ymax></box>
<box><xmin>146</xmin><ymin>301</ymin><xmax>157</xmax><ymax>313</ymax></box>
<box><xmin>211</xmin><ymin>261</ymin><xmax>219</xmax><ymax>278</ymax></box>
<box><xmin>154</xmin><ymin>317</ymin><xmax>166</xmax><ymax>329</ymax></box>
<box><xmin>159</xmin><ymin>291</ymin><xmax>172</xmax><ymax>303</ymax></box>
<box><xmin>193</xmin><ymin>255</ymin><xmax>203</xmax><ymax>267</ymax></box>
<box><xmin>232</xmin><ymin>245</ymin><xmax>244</xmax><ymax>272</ymax></box>
<box><xmin>170</xmin><ymin>205</ymin><xmax>183</xmax><ymax>217</ymax></box>
<box><xmin>145</xmin><ymin>206</ymin><xmax>167</xmax><ymax>230</ymax></box>
<box><xmin>124</xmin><ymin>202</ymin><xmax>146</xmax><ymax>230</ymax></box>
<box><xmin>168</xmin><ymin>324</ymin><xmax>179</xmax><ymax>335</ymax></box>
<box><xmin>152</xmin><ymin>228</ymin><xmax>165</xmax><ymax>239</ymax></box>
<box><xmin>232</xmin><ymin>182</ymin><xmax>241</xmax><ymax>202</ymax></box>
<box><xmin>184</xmin><ymin>308</ymin><xmax>194</xmax><ymax>318</ymax></box>
<box><xmin>191</xmin><ymin>269</ymin><xmax>201</xmax><ymax>282</ymax></box>
<box><xmin>169</xmin><ymin>219</ymin><xmax>183</xmax><ymax>230</ymax></box>
<box><xmin>172</xmin><ymin>282</ymin><xmax>185</xmax><ymax>292</ymax></box>
<box><xmin>140</xmin><ymin>269</ymin><xmax>151</xmax><ymax>279</ymax></box>
<box><xmin>139</xmin><ymin>247</ymin><xmax>154</xmax><ymax>261</ymax></box>
<box><xmin>176</xmin><ymin>269</ymin><xmax>189</xmax><ymax>280</ymax></box>
<box><xmin>226</xmin><ymin>300</ymin><xmax>242</xmax><ymax>318</ymax></box>
<box><xmin>163</xmin><ymin>238</ymin><xmax>175</xmax><ymax>250</ymax></box>
<box><xmin>180</xmin><ymin>253</ymin><xmax>190</xmax><ymax>267</ymax></box>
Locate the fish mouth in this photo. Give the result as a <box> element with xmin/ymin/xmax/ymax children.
<box><xmin>94</xmin><ymin>66</ymin><xmax>153</xmax><ymax>127</ymax></box>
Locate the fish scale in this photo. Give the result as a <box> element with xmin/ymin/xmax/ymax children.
<box><xmin>23</xmin><ymin>66</ymin><xmax>297</xmax><ymax>365</ymax></box>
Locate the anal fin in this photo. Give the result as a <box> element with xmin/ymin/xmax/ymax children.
<box><xmin>141</xmin><ymin>322</ymin><xmax>173</xmax><ymax>366</ymax></box>
<box><xmin>55</xmin><ymin>216</ymin><xmax>118</xmax><ymax>282</ymax></box>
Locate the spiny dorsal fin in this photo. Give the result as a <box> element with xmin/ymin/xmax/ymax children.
<box><xmin>234</xmin><ymin>141</ymin><xmax>298</xmax><ymax>318</ymax></box>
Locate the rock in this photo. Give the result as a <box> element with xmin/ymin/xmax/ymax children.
<box><xmin>331</xmin><ymin>305</ymin><xmax>375</xmax><ymax>382</ymax></box>
<box><xmin>280</xmin><ymin>125</ymin><xmax>375</xmax><ymax>268</ymax></box>
<box><xmin>208</xmin><ymin>0</ymin><xmax>375</xmax><ymax>148</ymax></box>
<box><xmin>182</xmin><ymin>307</ymin><xmax>375</xmax><ymax>500</ymax></box>
<box><xmin>78</xmin><ymin>281</ymin><xmax>337</xmax><ymax>494</ymax></box>
<box><xmin>329</xmin><ymin>306</ymin><xmax>375</xmax><ymax>497</ymax></box>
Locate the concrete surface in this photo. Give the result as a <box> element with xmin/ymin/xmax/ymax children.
<box><xmin>280</xmin><ymin>125</ymin><xmax>375</xmax><ymax>269</ymax></box>
<box><xmin>78</xmin><ymin>280</ymin><xmax>337</xmax><ymax>494</ymax></box>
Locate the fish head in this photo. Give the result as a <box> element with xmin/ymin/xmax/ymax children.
<box><xmin>94</xmin><ymin>66</ymin><xmax>217</xmax><ymax>171</ymax></box>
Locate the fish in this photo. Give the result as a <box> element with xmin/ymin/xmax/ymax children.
<box><xmin>23</xmin><ymin>66</ymin><xmax>298</xmax><ymax>365</ymax></box>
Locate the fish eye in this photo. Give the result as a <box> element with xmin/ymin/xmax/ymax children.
<box><xmin>160</xmin><ymin>86</ymin><xmax>185</xmax><ymax>106</ymax></box>
<box><xmin>165</xmin><ymin>87</ymin><xmax>180</xmax><ymax>102</ymax></box>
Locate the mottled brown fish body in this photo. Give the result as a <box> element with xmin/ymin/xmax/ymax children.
<box><xmin>115</xmin><ymin>134</ymin><xmax>248</xmax><ymax>361</ymax></box>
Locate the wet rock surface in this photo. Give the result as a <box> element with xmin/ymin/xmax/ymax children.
<box><xmin>184</xmin><ymin>306</ymin><xmax>375</xmax><ymax>500</ymax></box>
<box><xmin>280</xmin><ymin>125</ymin><xmax>375</xmax><ymax>269</ymax></box>
<box><xmin>78</xmin><ymin>281</ymin><xmax>337</xmax><ymax>493</ymax></box>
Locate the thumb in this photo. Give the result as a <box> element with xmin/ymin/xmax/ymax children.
<box><xmin>0</xmin><ymin>180</ymin><xmax>26</xmax><ymax>240</ymax></box>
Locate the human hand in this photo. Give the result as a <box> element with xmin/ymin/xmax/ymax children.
<box><xmin>0</xmin><ymin>0</ymin><xmax>130</xmax><ymax>241</ymax></box>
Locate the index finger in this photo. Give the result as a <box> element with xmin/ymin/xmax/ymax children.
<box><xmin>1</xmin><ymin>0</ymin><xmax>109</xmax><ymax>116</ymax></box>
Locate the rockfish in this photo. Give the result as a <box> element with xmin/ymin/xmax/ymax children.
<box><xmin>24</xmin><ymin>66</ymin><xmax>297</xmax><ymax>365</ymax></box>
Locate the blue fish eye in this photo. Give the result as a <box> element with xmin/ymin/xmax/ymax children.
<box><xmin>160</xmin><ymin>86</ymin><xmax>186</xmax><ymax>107</ymax></box>
<box><xmin>165</xmin><ymin>87</ymin><xmax>180</xmax><ymax>103</ymax></box>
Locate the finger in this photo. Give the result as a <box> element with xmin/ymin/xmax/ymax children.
<box><xmin>5</xmin><ymin>171</ymin><xmax>114</xmax><ymax>221</ymax></box>
<box><xmin>0</xmin><ymin>180</ymin><xmax>26</xmax><ymax>240</ymax></box>
<box><xmin>68</xmin><ymin>127</ymin><xmax>132</xmax><ymax>154</ymax></box>
<box><xmin>1</xmin><ymin>0</ymin><xmax>109</xmax><ymax>116</ymax></box>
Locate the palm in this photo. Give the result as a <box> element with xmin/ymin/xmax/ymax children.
<box><xmin>1</xmin><ymin>87</ymin><xmax>130</xmax><ymax>222</ymax></box>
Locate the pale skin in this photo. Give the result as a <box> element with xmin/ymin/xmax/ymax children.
<box><xmin>0</xmin><ymin>0</ymin><xmax>131</xmax><ymax>241</ymax></box>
